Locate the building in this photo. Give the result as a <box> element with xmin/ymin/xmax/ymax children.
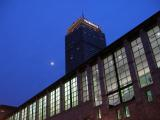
<box><xmin>65</xmin><ymin>17</ymin><xmax>106</xmax><ymax>73</ymax></box>
<box><xmin>0</xmin><ymin>105</ymin><xmax>17</xmax><ymax>120</ymax></box>
<box><xmin>5</xmin><ymin>11</ymin><xmax>160</xmax><ymax>120</ymax></box>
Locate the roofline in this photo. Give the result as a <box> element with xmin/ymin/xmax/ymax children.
<box><xmin>10</xmin><ymin>10</ymin><xmax>160</xmax><ymax>111</ymax></box>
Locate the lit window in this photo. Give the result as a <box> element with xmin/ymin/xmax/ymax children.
<box><xmin>108</xmin><ymin>92</ymin><xmax>120</xmax><ymax>106</ymax></box>
<box><xmin>147</xmin><ymin>26</ymin><xmax>160</xmax><ymax>67</ymax></box>
<box><xmin>146</xmin><ymin>90</ymin><xmax>153</xmax><ymax>102</ymax></box>
<box><xmin>103</xmin><ymin>55</ymin><xmax>118</xmax><ymax>93</ymax></box>
<box><xmin>38</xmin><ymin>96</ymin><xmax>47</xmax><ymax>120</ymax></box>
<box><xmin>64</xmin><ymin>77</ymin><xmax>78</xmax><ymax>110</ymax></box>
<box><xmin>64</xmin><ymin>81</ymin><xmax>71</xmax><ymax>110</ymax></box>
<box><xmin>114</xmin><ymin>47</ymin><xmax>132</xmax><ymax>88</ymax></box>
<box><xmin>21</xmin><ymin>107</ymin><xmax>27</xmax><ymax>120</ymax></box>
<box><xmin>50</xmin><ymin>87</ymin><xmax>60</xmax><ymax>117</ymax></box>
<box><xmin>81</xmin><ymin>71</ymin><xmax>89</xmax><ymax>102</ymax></box>
<box><xmin>92</xmin><ymin>64</ymin><xmax>102</xmax><ymax>106</ymax></box>
<box><xmin>121</xmin><ymin>86</ymin><xmax>134</xmax><ymax>102</ymax></box>
<box><xmin>117</xmin><ymin>109</ymin><xmax>122</xmax><ymax>120</ymax></box>
<box><xmin>124</xmin><ymin>106</ymin><xmax>130</xmax><ymax>118</ymax></box>
<box><xmin>14</xmin><ymin>112</ymin><xmax>20</xmax><ymax>120</ymax></box>
<box><xmin>71</xmin><ymin>77</ymin><xmax>78</xmax><ymax>107</ymax></box>
<box><xmin>131</xmin><ymin>37</ymin><xmax>153</xmax><ymax>87</ymax></box>
<box><xmin>29</xmin><ymin>102</ymin><xmax>36</xmax><ymax>120</ymax></box>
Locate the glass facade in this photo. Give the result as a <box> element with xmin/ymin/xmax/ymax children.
<box><xmin>81</xmin><ymin>71</ymin><xmax>89</xmax><ymax>102</ymax></box>
<box><xmin>131</xmin><ymin>37</ymin><xmax>152</xmax><ymax>87</ymax></box>
<box><xmin>147</xmin><ymin>26</ymin><xmax>160</xmax><ymax>67</ymax></box>
<box><xmin>92</xmin><ymin>64</ymin><xmax>102</xmax><ymax>106</ymax></box>
<box><xmin>64</xmin><ymin>81</ymin><xmax>71</xmax><ymax>110</ymax></box>
<box><xmin>50</xmin><ymin>87</ymin><xmax>60</xmax><ymax>116</ymax></box>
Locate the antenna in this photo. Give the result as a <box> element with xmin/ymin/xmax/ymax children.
<box><xmin>81</xmin><ymin>10</ymin><xmax>85</xmax><ymax>19</ymax></box>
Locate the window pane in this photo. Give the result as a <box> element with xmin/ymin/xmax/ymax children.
<box><xmin>147</xmin><ymin>26</ymin><xmax>160</xmax><ymax>67</ymax></box>
<box><xmin>103</xmin><ymin>55</ymin><xmax>118</xmax><ymax>93</ymax></box>
<box><xmin>92</xmin><ymin>64</ymin><xmax>102</xmax><ymax>106</ymax></box>
<box><xmin>114</xmin><ymin>47</ymin><xmax>132</xmax><ymax>87</ymax></box>
<box><xmin>131</xmin><ymin>37</ymin><xmax>153</xmax><ymax>87</ymax></box>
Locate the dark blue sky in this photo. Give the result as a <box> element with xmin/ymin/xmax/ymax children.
<box><xmin>0</xmin><ymin>0</ymin><xmax>159</xmax><ymax>106</ymax></box>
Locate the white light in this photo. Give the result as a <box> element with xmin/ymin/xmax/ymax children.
<box><xmin>50</xmin><ymin>61</ymin><xmax>55</xmax><ymax>66</ymax></box>
<box><xmin>84</xmin><ymin>19</ymin><xmax>99</xmax><ymax>28</ymax></box>
<box><xmin>157</xmin><ymin>32</ymin><xmax>160</xmax><ymax>36</ymax></box>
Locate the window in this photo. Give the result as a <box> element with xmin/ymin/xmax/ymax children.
<box><xmin>121</xmin><ymin>86</ymin><xmax>134</xmax><ymax>102</ymax></box>
<box><xmin>50</xmin><ymin>87</ymin><xmax>60</xmax><ymax>116</ymax></box>
<box><xmin>14</xmin><ymin>112</ymin><xmax>20</xmax><ymax>120</ymax></box>
<box><xmin>81</xmin><ymin>71</ymin><xmax>89</xmax><ymax>102</ymax></box>
<box><xmin>131</xmin><ymin>37</ymin><xmax>152</xmax><ymax>87</ymax></box>
<box><xmin>108</xmin><ymin>92</ymin><xmax>120</xmax><ymax>106</ymax></box>
<box><xmin>92</xmin><ymin>64</ymin><xmax>102</xmax><ymax>106</ymax></box>
<box><xmin>124</xmin><ymin>106</ymin><xmax>130</xmax><ymax>118</ymax></box>
<box><xmin>38</xmin><ymin>96</ymin><xmax>47</xmax><ymax>120</ymax></box>
<box><xmin>114</xmin><ymin>47</ymin><xmax>132</xmax><ymax>88</ymax></box>
<box><xmin>21</xmin><ymin>107</ymin><xmax>27</xmax><ymax>120</ymax></box>
<box><xmin>147</xmin><ymin>26</ymin><xmax>160</xmax><ymax>67</ymax></box>
<box><xmin>117</xmin><ymin>109</ymin><xmax>122</xmax><ymax>120</ymax></box>
<box><xmin>71</xmin><ymin>77</ymin><xmax>78</xmax><ymax>107</ymax></box>
<box><xmin>29</xmin><ymin>102</ymin><xmax>36</xmax><ymax>120</ymax></box>
<box><xmin>64</xmin><ymin>81</ymin><xmax>71</xmax><ymax>110</ymax></box>
<box><xmin>116</xmin><ymin>106</ymin><xmax>130</xmax><ymax>120</ymax></box>
<box><xmin>103</xmin><ymin>55</ymin><xmax>118</xmax><ymax>93</ymax></box>
<box><xmin>64</xmin><ymin>77</ymin><xmax>78</xmax><ymax>110</ymax></box>
<box><xmin>146</xmin><ymin>90</ymin><xmax>153</xmax><ymax>102</ymax></box>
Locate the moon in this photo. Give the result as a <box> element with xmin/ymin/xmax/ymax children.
<box><xmin>50</xmin><ymin>61</ymin><xmax>55</xmax><ymax>66</ymax></box>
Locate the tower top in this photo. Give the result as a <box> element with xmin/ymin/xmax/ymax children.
<box><xmin>67</xmin><ymin>17</ymin><xmax>100</xmax><ymax>34</ymax></box>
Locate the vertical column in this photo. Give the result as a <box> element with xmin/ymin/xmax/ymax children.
<box><xmin>140</xmin><ymin>30</ymin><xmax>160</xmax><ymax>94</ymax></box>
<box><xmin>77</xmin><ymin>71</ymin><xmax>83</xmax><ymax>105</ymax></box>
<box><xmin>97</xmin><ymin>57</ymin><xmax>109</xmax><ymax>116</ymax></box>
<box><xmin>46</xmin><ymin>91</ymin><xmax>50</xmax><ymax>118</ymax></box>
<box><xmin>60</xmin><ymin>82</ymin><xmax>65</xmax><ymax>112</ymax></box>
<box><xmin>123</xmin><ymin>40</ymin><xmax>143</xmax><ymax>102</ymax></box>
<box><xmin>27</xmin><ymin>105</ymin><xmax>30</xmax><ymax>120</ymax></box>
<box><xmin>35</xmin><ymin>98</ymin><xmax>39</xmax><ymax>120</ymax></box>
<box><xmin>86</xmin><ymin>65</ymin><xmax>93</xmax><ymax>103</ymax></box>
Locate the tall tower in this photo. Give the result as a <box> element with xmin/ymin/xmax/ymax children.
<box><xmin>65</xmin><ymin>17</ymin><xmax>106</xmax><ymax>73</ymax></box>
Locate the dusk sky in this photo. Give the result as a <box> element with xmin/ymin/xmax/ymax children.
<box><xmin>0</xmin><ymin>0</ymin><xmax>159</xmax><ymax>106</ymax></box>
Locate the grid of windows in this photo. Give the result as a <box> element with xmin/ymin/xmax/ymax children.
<box><xmin>71</xmin><ymin>77</ymin><xmax>78</xmax><ymax>107</ymax></box>
<box><xmin>29</xmin><ymin>102</ymin><xmax>36</xmax><ymax>120</ymax></box>
<box><xmin>64</xmin><ymin>81</ymin><xmax>71</xmax><ymax>110</ymax></box>
<box><xmin>106</xmin><ymin>47</ymin><xmax>134</xmax><ymax>107</ymax></box>
<box><xmin>21</xmin><ymin>107</ymin><xmax>27</xmax><ymax>120</ymax></box>
<box><xmin>64</xmin><ymin>77</ymin><xmax>78</xmax><ymax>110</ymax></box>
<box><xmin>103</xmin><ymin>55</ymin><xmax>118</xmax><ymax>93</ymax></box>
<box><xmin>50</xmin><ymin>87</ymin><xmax>60</xmax><ymax>116</ymax></box>
<box><xmin>81</xmin><ymin>71</ymin><xmax>89</xmax><ymax>102</ymax></box>
<box><xmin>92</xmin><ymin>64</ymin><xmax>102</xmax><ymax>106</ymax></box>
<box><xmin>38</xmin><ymin>96</ymin><xmax>47</xmax><ymax>120</ymax></box>
<box><xmin>147</xmin><ymin>26</ymin><xmax>160</xmax><ymax>67</ymax></box>
<box><xmin>131</xmin><ymin>37</ymin><xmax>152</xmax><ymax>87</ymax></box>
<box><xmin>114</xmin><ymin>47</ymin><xmax>132</xmax><ymax>88</ymax></box>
